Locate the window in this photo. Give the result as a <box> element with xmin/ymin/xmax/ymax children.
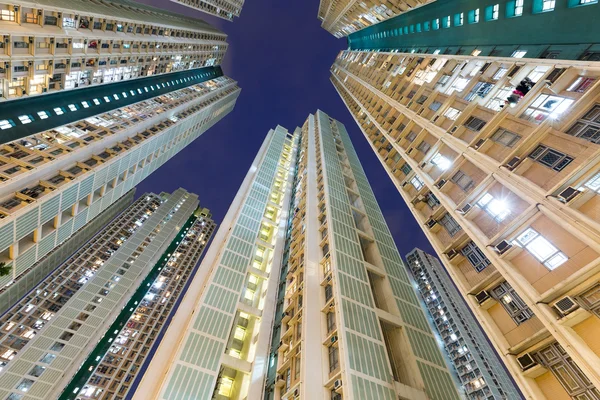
<box><xmin>429</xmin><ymin>101</ymin><xmax>442</xmax><ymax>112</ymax></box>
<box><xmin>465</xmin><ymin>82</ymin><xmax>494</xmax><ymax>101</ymax></box>
<box><xmin>468</xmin><ymin>8</ymin><xmax>480</xmax><ymax>23</ymax></box>
<box><xmin>454</xmin><ymin>13</ymin><xmax>464</xmax><ymax>26</ymax></box>
<box><xmin>567</xmin><ymin>77</ymin><xmax>596</xmax><ymax>93</ymax></box>
<box><xmin>516</xmin><ymin>228</ymin><xmax>567</xmax><ymax>269</ymax></box>
<box><xmin>63</xmin><ymin>17</ymin><xmax>76</xmax><ymax>28</ymax></box>
<box><xmin>81</xmin><ymin>101</ymin><xmax>90</xmax><ymax>108</ymax></box>
<box><xmin>0</xmin><ymin>119</ymin><xmax>15</xmax><ymax>130</ymax></box>
<box><xmin>460</xmin><ymin>241</ymin><xmax>491</xmax><ymax>272</ymax></box>
<box><xmin>584</xmin><ymin>171</ymin><xmax>600</xmax><ymax>193</ymax></box>
<box><xmin>528</xmin><ymin>145</ymin><xmax>573</xmax><ymax>171</ymax></box>
<box><xmin>477</xmin><ymin>193</ymin><xmax>511</xmax><ymax>222</ymax></box>
<box><xmin>431</xmin><ymin>153</ymin><xmax>451</xmax><ymax>170</ymax></box>
<box><xmin>542</xmin><ymin>0</ymin><xmax>556</xmax><ymax>10</ymax></box>
<box><xmin>53</xmin><ymin>107</ymin><xmax>64</xmax><ymax>115</ymax></box>
<box><xmin>491</xmin><ymin>282</ymin><xmax>534</xmax><ymax>324</ymax></box>
<box><xmin>493</xmin><ymin>68</ymin><xmax>508</xmax><ymax>80</ymax></box>
<box><xmin>326</xmin><ymin>312</ymin><xmax>336</xmax><ymax>333</ymax></box>
<box><xmin>464</xmin><ymin>116</ymin><xmax>487</xmax><ymax>131</ymax></box>
<box><xmin>425</xmin><ymin>192</ymin><xmax>440</xmax><ymax>209</ymax></box>
<box><xmin>93</xmin><ymin>99</ymin><xmax>100</xmax><ymax>105</ymax></box>
<box><xmin>439</xmin><ymin>213</ymin><xmax>461</xmax><ymax>236</ymax></box>
<box><xmin>410</xmin><ymin>175</ymin><xmax>424</xmax><ymax>190</ymax></box>
<box><xmin>451</xmin><ymin>170</ymin><xmax>475</xmax><ymax>192</ymax></box>
<box><xmin>0</xmin><ymin>9</ymin><xmax>15</xmax><ymax>21</ymax></box>
<box><xmin>39</xmin><ymin>353</ymin><xmax>56</xmax><ymax>364</ymax></box>
<box><xmin>18</xmin><ymin>115</ymin><xmax>33</xmax><ymax>124</ymax></box>
<box><xmin>521</xmin><ymin>94</ymin><xmax>574</xmax><ymax>123</ymax></box>
<box><xmin>449</xmin><ymin>77</ymin><xmax>470</xmax><ymax>94</ymax></box>
<box><xmin>103</xmin><ymin>96</ymin><xmax>111</xmax><ymax>103</ymax></box>
<box><xmin>580</xmin><ymin>283</ymin><xmax>600</xmax><ymax>317</ymax></box>
<box><xmin>328</xmin><ymin>345</ymin><xmax>339</xmax><ymax>372</ymax></box>
<box><xmin>416</xmin><ymin>141</ymin><xmax>431</xmax><ymax>153</ymax></box>
<box><xmin>400</xmin><ymin>163</ymin><xmax>412</xmax><ymax>175</ymax></box>
<box><xmin>485</xmin><ymin>4</ymin><xmax>500</xmax><ymax>20</ymax></box>
<box><xmin>515</xmin><ymin>0</ymin><xmax>524</xmax><ymax>15</ymax></box>
<box><xmin>37</xmin><ymin>111</ymin><xmax>49</xmax><ymax>120</ymax></box>
<box><xmin>67</xmin><ymin>104</ymin><xmax>77</xmax><ymax>112</ymax></box>
<box><xmin>432</xmin><ymin>18</ymin><xmax>440</xmax><ymax>30</ymax></box>
<box><xmin>44</xmin><ymin>15</ymin><xmax>57</xmax><ymax>25</ymax></box>
<box><xmin>490</xmin><ymin>128</ymin><xmax>521</xmax><ymax>147</ymax></box>
<box><xmin>406</xmin><ymin>131</ymin><xmax>417</xmax><ymax>142</ymax></box>
<box><xmin>442</xmin><ymin>16</ymin><xmax>451</xmax><ymax>28</ymax></box>
<box><xmin>444</xmin><ymin>107</ymin><xmax>461</xmax><ymax>120</ymax></box>
<box><xmin>16</xmin><ymin>379</ymin><xmax>34</xmax><ymax>392</ymax></box>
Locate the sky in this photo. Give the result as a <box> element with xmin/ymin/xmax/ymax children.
<box><xmin>134</xmin><ymin>0</ymin><xmax>436</xmax><ymax>258</ymax></box>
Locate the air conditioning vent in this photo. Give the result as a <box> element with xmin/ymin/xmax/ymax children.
<box><xmin>425</xmin><ymin>218</ymin><xmax>437</xmax><ymax>228</ymax></box>
<box><xmin>445</xmin><ymin>249</ymin><xmax>458</xmax><ymax>259</ymax></box>
<box><xmin>557</xmin><ymin>187</ymin><xmax>582</xmax><ymax>203</ymax></box>
<box><xmin>517</xmin><ymin>353</ymin><xmax>538</xmax><ymax>371</ymax></box>
<box><xmin>457</xmin><ymin>203</ymin><xmax>472</xmax><ymax>214</ymax></box>
<box><xmin>473</xmin><ymin>138</ymin><xmax>486</xmax><ymax>149</ymax></box>
<box><xmin>334</xmin><ymin>379</ymin><xmax>343</xmax><ymax>390</ymax></box>
<box><xmin>475</xmin><ymin>290</ymin><xmax>490</xmax><ymax>304</ymax></box>
<box><xmin>435</xmin><ymin>179</ymin><xmax>447</xmax><ymax>189</ymax></box>
<box><xmin>505</xmin><ymin>156</ymin><xmax>521</xmax><ymax>170</ymax></box>
<box><xmin>554</xmin><ymin>296</ymin><xmax>579</xmax><ymax>316</ymax></box>
<box><xmin>494</xmin><ymin>240</ymin><xmax>512</xmax><ymax>254</ymax></box>
<box><xmin>331</xmin><ymin>335</ymin><xmax>338</xmax><ymax>344</ymax></box>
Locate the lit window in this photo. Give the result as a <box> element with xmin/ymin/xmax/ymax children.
<box><xmin>477</xmin><ymin>193</ymin><xmax>511</xmax><ymax>222</ymax></box>
<box><xmin>68</xmin><ymin>104</ymin><xmax>77</xmax><ymax>111</ymax></box>
<box><xmin>37</xmin><ymin>111</ymin><xmax>49</xmax><ymax>120</ymax></box>
<box><xmin>113</xmin><ymin>94</ymin><xmax>119</xmax><ymax>100</ymax></box>
<box><xmin>521</xmin><ymin>94</ymin><xmax>574</xmax><ymax>123</ymax></box>
<box><xmin>516</xmin><ymin>228</ymin><xmax>567</xmax><ymax>269</ymax></box>
<box><xmin>0</xmin><ymin>119</ymin><xmax>15</xmax><ymax>130</ymax></box>
<box><xmin>18</xmin><ymin>115</ymin><xmax>33</xmax><ymax>124</ymax></box>
<box><xmin>130</xmin><ymin>90</ymin><xmax>135</xmax><ymax>96</ymax></box>
<box><xmin>410</xmin><ymin>175</ymin><xmax>424</xmax><ymax>190</ymax></box>
<box><xmin>137</xmin><ymin>89</ymin><xmax>143</xmax><ymax>94</ymax></box>
<box><xmin>430</xmin><ymin>153</ymin><xmax>451</xmax><ymax>170</ymax></box>
<box><xmin>515</xmin><ymin>0</ymin><xmax>524</xmax><ymax>15</ymax></box>
<box><xmin>443</xmin><ymin>107</ymin><xmax>461</xmax><ymax>120</ymax></box>
<box><xmin>567</xmin><ymin>77</ymin><xmax>596</xmax><ymax>93</ymax></box>
<box><xmin>542</xmin><ymin>0</ymin><xmax>555</xmax><ymax>10</ymax></box>
<box><xmin>217</xmin><ymin>377</ymin><xmax>234</xmax><ymax>396</ymax></box>
<box><xmin>81</xmin><ymin>101</ymin><xmax>90</xmax><ymax>108</ymax></box>
<box><xmin>233</xmin><ymin>327</ymin><xmax>246</xmax><ymax>341</ymax></box>
<box><xmin>144</xmin><ymin>87</ymin><xmax>149</xmax><ymax>92</ymax></box>
<box><xmin>16</xmin><ymin>379</ymin><xmax>34</xmax><ymax>392</ymax></box>
<box><xmin>93</xmin><ymin>98</ymin><xmax>100</xmax><ymax>105</ymax></box>
<box><xmin>583</xmin><ymin>171</ymin><xmax>600</xmax><ymax>192</ymax></box>
<box><xmin>121</xmin><ymin>92</ymin><xmax>127</xmax><ymax>98</ymax></box>
<box><xmin>492</xmin><ymin>68</ymin><xmax>508</xmax><ymax>80</ymax></box>
<box><xmin>104</xmin><ymin>96</ymin><xmax>111</xmax><ymax>102</ymax></box>
<box><xmin>474</xmin><ymin>8</ymin><xmax>480</xmax><ymax>22</ymax></box>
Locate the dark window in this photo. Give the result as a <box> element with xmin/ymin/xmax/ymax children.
<box><xmin>528</xmin><ymin>145</ymin><xmax>573</xmax><ymax>171</ymax></box>
<box><xmin>490</xmin><ymin>128</ymin><xmax>521</xmax><ymax>147</ymax></box>
<box><xmin>439</xmin><ymin>213</ymin><xmax>461</xmax><ymax>236</ymax></box>
<box><xmin>464</xmin><ymin>116</ymin><xmax>487</xmax><ymax>131</ymax></box>
<box><xmin>567</xmin><ymin>104</ymin><xmax>600</xmax><ymax>144</ymax></box>
<box><xmin>451</xmin><ymin>170</ymin><xmax>475</xmax><ymax>192</ymax></box>
<box><xmin>491</xmin><ymin>282</ymin><xmax>533</xmax><ymax>324</ymax></box>
<box><xmin>460</xmin><ymin>241</ymin><xmax>491</xmax><ymax>272</ymax></box>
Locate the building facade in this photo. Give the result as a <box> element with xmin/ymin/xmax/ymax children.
<box><xmin>317</xmin><ymin>0</ymin><xmax>434</xmax><ymax>38</ymax></box>
<box><xmin>0</xmin><ymin>188</ymin><xmax>212</xmax><ymax>400</ymax></box>
<box><xmin>170</xmin><ymin>0</ymin><xmax>245</xmax><ymax>21</ymax></box>
<box><xmin>135</xmin><ymin>111</ymin><xmax>460</xmax><ymax>400</ymax></box>
<box><xmin>331</xmin><ymin>47</ymin><xmax>600</xmax><ymax>400</ymax></box>
<box><xmin>406</xmin><ymin>248</ymin><xmax>522</xmax><ymax>400</ymax></box>
<box><xmin>0</xmin><ymin>0</ymin><xmax>228</xmax><ymax>100</ymax></box>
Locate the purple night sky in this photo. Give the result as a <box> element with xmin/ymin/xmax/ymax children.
<box><xmin>134</xmin><ymin>0</ymin><xmax>436</xmax><ymax>258</ymax></box>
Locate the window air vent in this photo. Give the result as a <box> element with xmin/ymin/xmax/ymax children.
<box><xmin>517</xmin><ymin>353</ymin><xmax>538</xmax><ymax>371</ymax></box>
<box><xmin>494</xmin><ymin>240</ymin><xmax>512</xmax><ymax>254</ymax></box>
<box><xmin>557</xmin><ymin>187</ymin><xmax>582</xmax><ymax>203</ymax></box>
<box><xmin>554</xmin><ymin>296</ymin><xmax>579</xmax><ymax>316</ymax></box>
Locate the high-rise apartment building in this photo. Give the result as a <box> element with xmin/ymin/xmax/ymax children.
<box><xmin>0</xmin><ymin>0</ymin><xmax>240</xmax><ymax>311</ymax></box>
<box><xmin>169</xmin><ymin>0</ymin><xmax>245</xmax><ymax>21</ymax></box>
<box><xmin>136</xmin><ymin>111</ymin><xmax>460</xmax><ymax>400</ymax></box>
<box><xmin>330</xmin><ymin>40</ymin><xmax>600</xmax><ymax>399</ymax></box>
<box><xmin>317</xmin><ymin>0</ymin><xmax>434</xmax><ymax>38</ymax></box>
<box><xmin>0</xmin><ymin>0</ymin><xmax>229</xmax><ymax>100</ymax></box>
<box><xmin>406</xmin><ymin>248</ymin><xmax>522</xmax><ymax>400</ymax></box>
<box><xmin>0</xmin><ymin>188</ymin><xmax>214</xmax><ymax>400</ymax></box>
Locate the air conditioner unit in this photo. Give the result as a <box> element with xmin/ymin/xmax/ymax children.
<box><xmin>435</xmin><ymin>179</ymin><xmax>447</xmax><ymax>189</ymax></box>
<box><xmin>517</xmin><ymin>353</ymin><xmax>538</xmax><ymax>371</ymax></box>
<box><xmin>445</xmin><ymin>249</ymin><xmax>458</xmax><ymax>259</ymax></box>
<box><xmin>505</xmin><ymin>156</ymin><xmax>521</xmax><ymax>170</ymax></box>
<box><xmin>554</xmin><ymin>296</ymin><xmax>579</xmax><ymax>316</ymax></box>
<box><xmin>425</xmin><ymin>218</ymin><xmax>437</xmax><ymax>228</ymax></box>
<box><xmin>557</xmin><ymin>187</ymin><xmax>582</xmax><ymax>203</ymax></box>
<box><xmin>333</xmin><ymin>379</ymin><xmax>343</xmax><ymax>390</ymax></box>
<box><xmin>473</xmin><ymin>138</ymin><xmax>486</xmax><ymax>149</ymax></box>
<box><xmin>331</xmin><ymin>335</ymin><xmax>338</xmax><ymax>344</ymax></box>
<box><xmin>494</xmin><ymin>240</ymin><xmax>512</xmax><ymax>255</ymax></box>
<box><xmin>475</xmin><ymin>290</ymin><xmax>490</xmax><ymax>304</ymax></box>
<box><xmin>457</xmin><ymin>203</ymin><xmax>472</xmax><ymax>214</ymax></box>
